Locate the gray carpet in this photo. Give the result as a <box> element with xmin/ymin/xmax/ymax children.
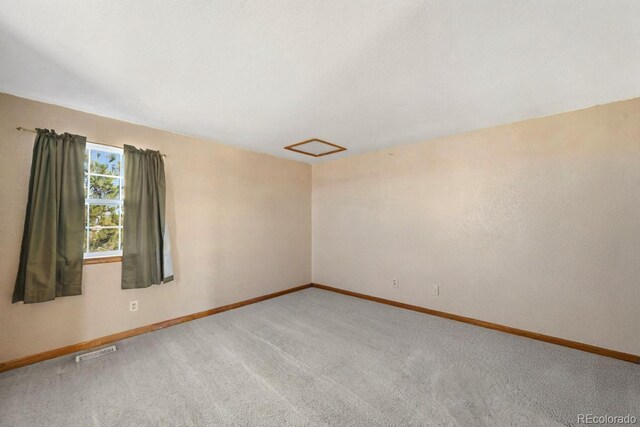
<box><xmin>1</xmin><ymin>288</ymin><xmax>638</xmax><ymax>426</ymax></box>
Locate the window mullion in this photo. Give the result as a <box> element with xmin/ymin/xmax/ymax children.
<box><xmin>86</xmin><ymin>199</ymin><xmax>121</xmax><ymax>205</ymax></box>
<box><xmin>89</xmin><ymin>172</ymin><xmax>121</xmax><ymax>179</ymax></box>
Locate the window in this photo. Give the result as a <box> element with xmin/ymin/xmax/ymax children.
<box><xmin>84</xmin><ymin>143</ymin><xmax>124</xmax><ymax>259</ymax></box>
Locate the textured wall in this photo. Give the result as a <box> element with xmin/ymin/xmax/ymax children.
<box><xmin>2</xmin><ymin>92</ymin><xmax>639</xmax><ymax>363</ymax></box>
<box><xmin>0</xmin><ymin>93</ymin><xmax>311</xmax><ymax>363</ymax></box>
<box><xmin>312</xmin><ymin>98</ymin><xmax>640</xmax><ymax>355</ymax></box>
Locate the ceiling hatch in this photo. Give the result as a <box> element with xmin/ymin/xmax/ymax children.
<box><xmin>284</xmin><ymin>139</ymin><xmax>347</xmax><ymax>158</ymax></box>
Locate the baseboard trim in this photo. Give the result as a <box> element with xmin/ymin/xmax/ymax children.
<box><xmin>3</xmin><ymin>282</ymin><xmax>637</xmax><ymax>372</ymax></box>
<box><xmin>0</xmin><ymin>283</ymin><xmax>312</xmax><ymax>373</ymax></box>
<box><xmin>312</xmin><ymin>283</ymin><xmax>640</xmax><ymax>364</ymax></box>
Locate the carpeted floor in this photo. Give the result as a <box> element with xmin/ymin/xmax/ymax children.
<box><xmin>1</xmin><ymin>288</ymin><xmax>638</xmax><ymax>426</ymax></box>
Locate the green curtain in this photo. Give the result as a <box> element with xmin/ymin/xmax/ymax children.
<box><xmin>122</xmin><ymin>145</ymin><xmax>174</xmax><ymax>289</ymax></box>
<box><xmin>13</xmin><ymin>129</ymin><xmax>87</xmax><ymax>304</ymax></box>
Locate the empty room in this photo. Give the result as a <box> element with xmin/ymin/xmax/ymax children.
<box><xmin>1</xmin><ymin>1</ymin><xmax>639</xmax><ymax>426</ymax></box>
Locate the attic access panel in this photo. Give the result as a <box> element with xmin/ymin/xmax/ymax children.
<box><xmin>284</xmin><ymin>139</ymin><xmax>347</xmax><ymax>158</ymax></box>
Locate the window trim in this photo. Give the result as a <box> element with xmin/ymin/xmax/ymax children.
<box><xmin>84</xmin><ymin>256</ymin><xmax>122</xmax><ymax>265</ymax></box>
<box><xmin>84</xmin><ymin>142</ymin><xmax>124</xmax><ymax>260</ymax></box>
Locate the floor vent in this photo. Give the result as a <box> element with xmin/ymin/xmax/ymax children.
<box><xmin>75</xmin><ymin>345</ymin><xmax>117</xmax><ymax>363</ymax></box>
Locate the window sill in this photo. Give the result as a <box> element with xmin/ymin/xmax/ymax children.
<box><xmin>84</xmin><ymin>256</ymin><xmax>122</xmax><ymax>265</ymax></box>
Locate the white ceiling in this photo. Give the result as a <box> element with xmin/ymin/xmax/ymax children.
<box><xmin>1</xmin><ymin>1</ymin><xmax>639</xmax><ymax>163</ymax></box>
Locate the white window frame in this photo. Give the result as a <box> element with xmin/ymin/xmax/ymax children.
<box><xmin>84</xmin><ymin>143</ymin><xmax>124</xmax><ymax>259</ymax></box>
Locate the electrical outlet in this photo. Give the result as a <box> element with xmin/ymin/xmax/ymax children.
<box><xmin>392</xmin><ymin>278</ymin><xmax>399</xmax><ymax>289</ymax></box>
<box><xmin>432</xmin><ymin>285</ymin><xmax>439</xmax><ymax>296</ymax></box>
<box><xmin>129</xmin><ymin>300</ymin><xmax>138</xmax><ymax>312</ymax></box>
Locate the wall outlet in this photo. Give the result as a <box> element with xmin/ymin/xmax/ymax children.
<box><xmin>432</xmin><ymin>285</ymin><xmax>439</xmax><ymax>296</ymax></box>
<box><xmin>129</xmin><ymin>300</ymin><xmax>138</xmax><ymax>312</ymax></box>
<box><xmin>392</xmin><ymin>278</ymin><xmax>399</xmax><ymax>289</ymax></box>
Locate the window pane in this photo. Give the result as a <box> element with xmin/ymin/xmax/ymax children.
<box><xmin>89</xmin><ymin>176</ymin><xmax>121</xmax><ymax>199</ymax></box>
<box><xmin>88</xmin><ymin>204</ymin><xmax>121</xmax><ymax>227</ymax></box>
<box><xmin>90</xmin><ymin>150</ymin><xmax>121</xmax><ymax>176</ymax></box>
<box><xmin>89</xmin><ymin>228</ymin><xmax>120</xmax><ymax>252</ymax></box>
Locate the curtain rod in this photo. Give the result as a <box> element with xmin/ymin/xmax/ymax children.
<box><xmin>16</xmin><ymin>127</ymin><xmax>167</xmax><ymax>157</ymax></box>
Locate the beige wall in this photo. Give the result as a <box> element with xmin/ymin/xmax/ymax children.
<box><xmin>2</xmin><ymin>92</ymin><xmax>638</xmax><ymax>364</ymax></box>
<box><xmin>0</xmin><ymin>93</ymin><xmax>311</xmax><ymax>363</ymax></box>
<box><xmin>313</xmin><ymin>98</ymin><xmax>640</xmax><ymax>356</ymax></box>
